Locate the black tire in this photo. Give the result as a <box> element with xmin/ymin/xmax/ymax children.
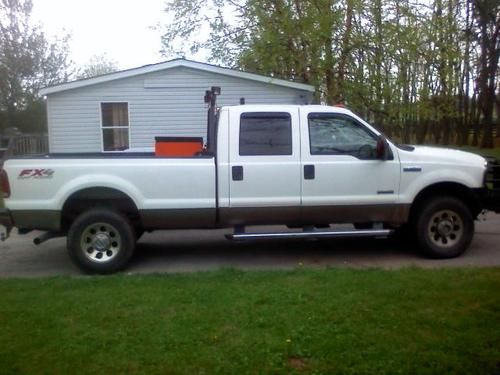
<box><xmin>135</xmin><ymin>227</ymin><xmax>145</xmax><ymax>241</ymax></box>
<box><xmin>67</xmin><ymin>208</ymin><xmax>136</xmax><ymax>274</ymax></box>
<box><xmin>414</xmin><ymin>196</ymin><xmax>474</xmax><ymax>258</ymax></box>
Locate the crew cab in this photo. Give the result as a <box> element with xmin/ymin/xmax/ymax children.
<box><xmin>1</xmin><ymin>88</ymin><xmax>499</xmax><ymax>273</ymax></box>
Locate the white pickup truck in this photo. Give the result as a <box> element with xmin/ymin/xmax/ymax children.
<box><xmin>1</xmin><ymin>88</ymin><xmax>499</xmax><ymax>273</ymax></box>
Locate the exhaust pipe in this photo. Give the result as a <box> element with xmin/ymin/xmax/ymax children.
<box><xmin>33</xmin><ymin>231</ymin><xmax>61</xmax><ymax>245</ymax></box>
<box><xmin>204</xmin><ymin>86</ymin><xmax>221</xmax><ymax>155</ymax></box>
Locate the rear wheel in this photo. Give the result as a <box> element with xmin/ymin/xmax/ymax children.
<box><xmin>415</xmin><ymin>196</ymin><xmax>474</xmax><ymax>258</ymax></box>
<box><xmin>134</xmin><ymin>227</ymin><xmax>145</xmax><ymax>241</ymax></box>
<box><xmin>67</xmin><ymin>208</ymin><xmax>136</xmax><ymax>274</ymax></box>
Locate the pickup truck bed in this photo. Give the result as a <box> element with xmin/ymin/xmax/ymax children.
<box><xmin>3</xmin><ymin>153</ymin><xmax>217</xmax><ymax>231</ymax></box>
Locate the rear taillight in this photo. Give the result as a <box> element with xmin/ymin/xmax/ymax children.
<box><xmin>1</xmin><ymin>169</ymin><xmax>10</xmax><ymax>198</ymax></box>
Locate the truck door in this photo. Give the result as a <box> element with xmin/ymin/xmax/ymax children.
<box><xmin>300</xmin><ymin>110</ymin><xmax>402</xmax><ymax>224</ymax></box>
<box><xmin>225</xmin><ymin>108</ymin><xmax>301</xmax><ymax>225</ymax></box>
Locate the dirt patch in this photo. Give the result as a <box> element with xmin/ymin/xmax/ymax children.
<box><xmin>287</xmin><ymin>356</ymin><xmax>308</xmax><ymax>371</ymax></box>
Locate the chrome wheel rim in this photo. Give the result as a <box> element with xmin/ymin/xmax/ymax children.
<box><xmin>80</xmin><ymin>222</ymin><xmax>121</xmax><ymax>263</ymax></box>
<box><xmin>427</xmin><ymin>210</ymin><xmax>463</xmax><ymax>248</ymax></box>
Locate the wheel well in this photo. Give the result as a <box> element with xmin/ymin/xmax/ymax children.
<box><xmin>409</xmin><ymin>182</ymin><xmax>481</xmax><ymax>222</ymax></box>
<box><xmin>61</xmin><ymin>187</ymin><xmax>140</xmax><ymax>233</ymax></box>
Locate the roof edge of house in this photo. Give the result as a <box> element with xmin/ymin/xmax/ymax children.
<box><xmin>39</xmin><ymin>58</ymin><xmax>315</xmax><ymax>96</ymax></box>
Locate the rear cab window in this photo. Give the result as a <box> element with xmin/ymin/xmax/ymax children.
<box><xmin>239</xmin><ymin>112</ymin><xmax>292</xmax><ymax>156</ymax></box>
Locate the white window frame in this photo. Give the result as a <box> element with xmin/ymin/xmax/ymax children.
<box><xmin>99</xmin><ymin>101</ymin><xmax>131</xmax><ymax>152</ymax></box>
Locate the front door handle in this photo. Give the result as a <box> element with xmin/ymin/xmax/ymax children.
<box><xmin>232</xmin><ymin>166</ymin><xmax>244</xmax><ymax>181</ymax></box>
<box><xmin>304</xmin><ymin>165</ymin><xmax>315</xmax><ymax>180</ymax></box>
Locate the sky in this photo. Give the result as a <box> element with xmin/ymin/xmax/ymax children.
<box><xmin>31</xmin><ymin>0</ymin><xmax>175</xmax><ymax>70</ymax></box>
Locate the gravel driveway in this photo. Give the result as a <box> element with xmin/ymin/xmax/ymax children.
<box><xmin>1</xmin><ymin>213</ymin><xmax>499</xmax><ymax>277</ymax></box>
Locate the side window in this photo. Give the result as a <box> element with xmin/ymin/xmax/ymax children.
<box><xmin>308</xmin><ymin>113</ymin><xmax>377</xmax><ymax>159</ymax></box>
<box><xmin>239</xmin><ymin>112</ymin><xmax>292</xmax><ymax>156</ymax></box>
<box><xmin>101</xmin><ymin>102</ymin><xmax>129</xmax><ymax>151</ymax></box>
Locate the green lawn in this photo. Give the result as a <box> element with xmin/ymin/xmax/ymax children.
<box><xmin>1</xmin><ymin>268</ymin><xmax>499</xmax><ymax>374</ymax></box>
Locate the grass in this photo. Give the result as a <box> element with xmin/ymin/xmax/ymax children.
<box><xmin>0</xmin><ymin>268</ymin><xmax>499</xmax><ymax>374</ymax></box>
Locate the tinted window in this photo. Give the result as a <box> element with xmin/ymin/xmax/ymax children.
<box><xmin>239</xmin><ymin>113</ymin><xmax>292</xmax><ymax>156</ymax></box>
<box><xmin>308</xmin><ymin>113</ymin><xmax>377</xmax><ymax>159</ymax></box>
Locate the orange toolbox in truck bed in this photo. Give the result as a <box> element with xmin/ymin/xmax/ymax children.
<box><xmin>155</xmin><ymin>137</ymin><xmax>204</xmax><ymax>157</ymax></box>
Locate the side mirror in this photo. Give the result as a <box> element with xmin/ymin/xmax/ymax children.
<box><xmin>376</xmin><ymin>136</ymin><xmax>392</xmax><ymax>160</ymax></box>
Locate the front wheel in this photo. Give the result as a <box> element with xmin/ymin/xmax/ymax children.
<box><xmin>415</xmin><ymin>196</ymin><xmax>474</xmax><ymax>258</ymax></box>
<box><xmin>67</xmin><ymin>208</ymin><xmax>136</xmax><ymax>274</ymax></box>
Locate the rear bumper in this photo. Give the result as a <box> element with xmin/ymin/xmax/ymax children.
<box><xmin>0</xmin><ymin>208</ymin><xmax>13</xmax><ymax>240</ymax></box>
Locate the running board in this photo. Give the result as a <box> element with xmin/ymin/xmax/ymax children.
<box><xmin>226</xmin><ymin>229</ymin><xmax>393</xmax><ymax>241</ymax></box>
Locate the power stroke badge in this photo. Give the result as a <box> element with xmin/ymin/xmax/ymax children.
<box><xmin>18</xmin><ymin>169</ymin><xmax>55</xmax><ymax>179</ymax></box>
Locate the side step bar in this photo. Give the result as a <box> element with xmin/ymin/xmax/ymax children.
<box><xmin>226</xmin><ymin>229</ymin><xmax>393</xmax><ymax>241</ymax></box>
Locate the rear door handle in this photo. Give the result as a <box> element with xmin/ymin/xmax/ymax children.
<box><xmin>232</xmin><ymin>166</ymin><xmax>244</xmax><ymax>181</ymax></box>
<box><xmin>304</xmin><ymin>165</ymin><xmax>315</xmax><ymax>180</ymax></box>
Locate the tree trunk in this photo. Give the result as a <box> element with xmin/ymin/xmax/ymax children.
<box><xmin>475</xmin><ymin>0</ymin><xmax>500</xmax><ymax>148</ymax></box>
<box><xmin>335</xmin><ymin>0</ymin><xmax>354</xmax><ymax>104</ymax></box>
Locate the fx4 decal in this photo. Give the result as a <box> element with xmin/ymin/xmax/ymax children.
<box><xmin>18</xmin><ymin>169</ymin><xmax>55</xmax><ymax>179</ymax></box>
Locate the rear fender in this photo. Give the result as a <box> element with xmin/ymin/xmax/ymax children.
<box><xmin>55</xmin><ymin>174</ymin><xmax>143</xmax><ymax>211</ymax></box>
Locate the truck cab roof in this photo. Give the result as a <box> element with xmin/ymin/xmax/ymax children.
<box><xmin>221</xmin><ymin>104</ymin><xmax>356</xmax><ymax>117</ymax></box>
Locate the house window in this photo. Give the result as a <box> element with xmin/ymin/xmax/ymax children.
<box><xmin>239</xmin><ymin>112</ymin><xmax>292</xmax><ymax>156</ymax></box>
<box><xmin>101</xmin><ymin>102</ymin><xmax>129</xmax><ymax>151</ymax></box>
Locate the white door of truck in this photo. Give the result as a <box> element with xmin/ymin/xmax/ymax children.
<box><xmin>225</xmin><ymin>107</ymin><xmax>301</xmax><ymax>224</ymax></box>
<box><xmin>299</xmin><ymin>109</ymin><xmax>401</xmax><ymax>224</ymax></box>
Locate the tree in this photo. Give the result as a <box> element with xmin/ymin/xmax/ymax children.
<box><xmin>159</xmin><ymin>0</ymin><xmax>250</xmax><ymax>66</ymax></box>
<box><xmin>76</xmin><ymin>54</ymin><xmax>118</xmax><ymax>79</ymax></box>
<box><xmin>160</xmin><ymin>0</ymin><xmax>499</xmax><ymax>147</ymax></box>
<box><xmin>473</xmin><ymin>0</ymin><xmax>500</xmax><ymax>148</ymax></box>
<box><xmin>0</xmin><ymin>0</ymin><xmax>72</xmax><ymax>133</ymax></box>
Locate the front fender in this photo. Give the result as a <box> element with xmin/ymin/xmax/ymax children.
<box><xmin>400</xmin><ymin>165</ymin><xmax>484</xmax><ymax>204</ymax></box>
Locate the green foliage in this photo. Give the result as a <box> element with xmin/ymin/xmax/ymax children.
<box><xmin>160</xmin><ymin>0</ymin><xmax>499</xmax><ymax>146</ymax></box>
<box><xmin>1</xmin><ymin>99</ymin><xmax>47</xmax><ymax>133</ymax></box>
<box><xmin>0</xmin><ymin>0</ymin><xmax>72</xmax><ymax>134</ymax></box>
<box><xmin>1</xmin><ymin>268</ymin><xmax>500</xmax><ymax>373</ymax></box>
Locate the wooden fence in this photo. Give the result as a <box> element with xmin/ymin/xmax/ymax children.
<box><xmin>0</xmin><ymin>134</ymin><xmax>49</xmax><ymax>164</ymax></box>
